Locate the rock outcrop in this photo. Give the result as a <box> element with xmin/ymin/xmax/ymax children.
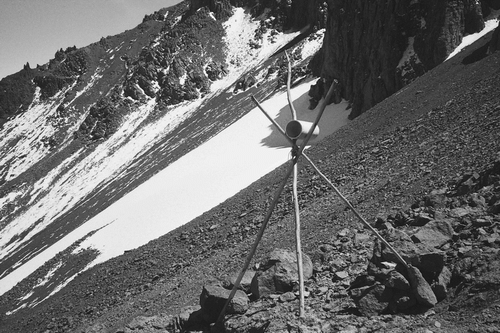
<box><xmin>189</xmin><ymin>0</ymin><xmax>328</xmax><ymax>30</ymax></box>
<box><xmin>315</xmin><ymin>0</ymin><xmax>491</xmax><ymax>119</ymax></box>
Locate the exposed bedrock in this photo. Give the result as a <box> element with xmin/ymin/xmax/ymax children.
<box><xmin>315</xmin><ymin>0</ymin><xmax>491</xmax><ymax>119</ymax></box>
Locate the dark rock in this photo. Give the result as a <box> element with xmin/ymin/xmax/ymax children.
<box><xmin>225</xmin><ymin>270</ymin><xmax>256</xmax><ymax>293</ymax></box>
<box><xmin>124</xmin><ymin>81</ymin><xmax>147</xmax><ymax>101</ymax></box>
<box><xmin>308</xmin><ymin>78</ymin><xmax>342</xmax><ymax>107</ymax></box>
<box><xmin>385</xmin><ymin>270</ymin><xmax>411</xmax><ymax>290</ymax></box>
<box><xmin>432</xmin><ymin>266</ymin><xmax>452</xmax><ymax>301</ymax></box>
<box><xmin>407</xmin><ymin>265</ymin><xmax>438</xmax><ymax>308</ymax></box>
<box><xmin>424</xmin><ymin>188</ymin><xmax>448</xmax><ymax>208</ymax></box>
<box><xmin>205</xmin><ymin>61</ymin><xmax>227</xmax><ymax>81</ymax></box>
<box><xmin>393</xmin><ymin>211</ymin><xmax>411</xmax><ymax>226</ymax></box>
<box><xmin>125</xmin><ymin>315</ymin><xmax>172</xmax><ymax>331</ymax></box>
<box><xmin>189</xmin><ymin>0</ymin><xmax>232</xmax><ymax>20</ymax></box>
<box><xmin>33</xmin><ymin>74</ymin><xmax>75</xmax><ymax>99</ymax></box>
<box><xmin>373</xmin><ymin>230</ymin><xmax>445</xmax><ymax>279</ymax></box>
<box><xmin>411</xmin><ymin>220</ymin><xmax>454</xmax><ymax>249</ymax></box>
<box><xmin>250</xmin><ymin>249</ymin><xmax>313</xmax><ymax>299</ymax></box>
<box><xmin>350</xmin><ymin>283</ymin><xmax>393</xmax><ymax>316</ymax></box>
<box><xmin>410</xmin><ymin>213</ymin><xmax>434</xmax><ymax>226</ymax></box>
<box><xmin>473</xmin><ymin>218</ymin><xmax>493</xmax><ymax>227</ymax></box>
<box><xmin>200</xmin><ymin>285</ymin><xmax>249</xmax><ymax>323</ymax></box>
<box><xmin>233</xmin><ymin>75</ymin><xmax>257</xmax><ymax>93</ymax></box>
<box><xmin>350</xmin><ymin>274</ymin><xmax>377</xmax><ymax>289</ymax></box>
<box><xmin>367</xmin><ymin>260</ymin><xmax>393</xmax><ymax>281</ymax></box>
<box><xmin>488</xmin><ymin>202</ymin><xmax>500</xmax><ymax>214</ymax></box>
<box><xmin>470</xmin><ymin>193</ymin><xmax>487</xmax><ymax>207</ymax></box>
<box><xmin>224</xmin><ymin>309</ymin><xmax>273</xmax><ymax>333</ymax></box>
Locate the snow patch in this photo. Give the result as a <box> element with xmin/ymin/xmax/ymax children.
<box><xmin>0</xmin><ymin>88</ymin><xmax>62</xmax><ymax>181</ymax></box>
<box><xmin>447</xmin><ymin>18</ymin><xmax>499</xmax><ymax>60</ymax></box>
<box><xmin>397</xmin><ymin>36</ymin><xmax>422</xmax><ymax>77</ymax></box>
<box><xmin>179</xmin><ymin>72</ymin><xmax>188</xmax><ymax>85</ymax></box>
<box><xmin>0</xmin><ymin>78</ymin><xmax>351</xmax><ymax>299</ymax></box>
<box><xmin>172</xmin><ymin>15</ymin><xmax>182</xmax><ymax>27</ymax></box>
<box><xmin>211</xmin><ymin>7</ymin><xmax>300</xmax><ymax>93</ymax></box>
<box><xmin>301</xmin><ymin>29</ymin><xmax>325</xmax><ymax>59</ymax></box>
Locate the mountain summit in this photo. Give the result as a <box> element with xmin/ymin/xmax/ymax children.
<box><xmin>1</xmin><ymin>1</ymin><xmax>500</xmax><ymax>332</ymax></box>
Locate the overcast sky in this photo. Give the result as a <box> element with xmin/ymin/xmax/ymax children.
<box><xmin>0</xmin><ymin>0</ymin><xmax>183</xmax><ymax>80</ymax></box>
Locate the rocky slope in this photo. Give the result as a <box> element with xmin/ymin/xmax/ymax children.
<box><xmin>0</xmin><ymin>1</ymin><xmax>500</xmax><ymax>332</ymax></box>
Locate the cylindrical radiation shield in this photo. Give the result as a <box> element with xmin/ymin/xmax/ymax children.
<box><xmin>285</xmin><ymin>120</ymin><xmax>320</xmax><ymax>141</ymax></box>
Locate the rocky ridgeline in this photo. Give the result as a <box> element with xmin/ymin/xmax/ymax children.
<box><xmin>111</xmin><ymin>159</ymin><xmax>500</xmax><ymax>332</ymax></box>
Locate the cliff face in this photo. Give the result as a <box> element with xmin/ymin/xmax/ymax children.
<box><xmin>317</xmin><ymin>0</ymin><xmax>492</xmax><ymax>119</ymax></box>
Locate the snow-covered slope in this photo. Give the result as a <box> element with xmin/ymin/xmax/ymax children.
<box><xmin>0</xmin><ymin>6</ymin><xmax>334</xmax><ymax>313</ymax></box>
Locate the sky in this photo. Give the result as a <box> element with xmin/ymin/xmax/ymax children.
<box><xmin>0</xmin><ymin>0</ymin><xmax>183</xmax><ymax>80</ymax></box>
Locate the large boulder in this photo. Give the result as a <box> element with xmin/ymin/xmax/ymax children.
<box><xmin>410</xmin><ymin>220</ymin><xmax>454</xmax><ymax>249</ymax></box>
<box><xmin>432</xmin><ymin>266</ymin><xmax>452</xmax><ymax>301</ymax></box>
<box><xmin>350</xmin><ymin>283</ymin><xmax>394</xmax><ymax>316</ymax></box>
<box><xmin>407</xmin><ymin>265</ymin><xmax>438</xmax><ymax>308</ymax></box>
<box><xmin>250</xmin><ymin>249</ymin><xmax>313</xmax><ymax>299</ymax></box>
<box><xmin>200</xmin><ymin>285</ymin><xmax>249</xmax><ymax>323</ymax></box>
<box><xmin>349</xmin><ymin>226</ymin><xmax>453</xmax><ymax>316</ymax></box>
<box><xmin>224</xmin><ymin>270</ymin><xmax>256</xmax><ymax>293</ymax></box>
<box><xmin>374</xmin><ymin>229</ymin><xmax>445</xmax><ymax>280</ymax></box>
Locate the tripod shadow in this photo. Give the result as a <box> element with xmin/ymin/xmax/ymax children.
<box><xmin>260</xmin><ymin>87</ymin><xmax>350</xmax><ymax>149</ymax></box>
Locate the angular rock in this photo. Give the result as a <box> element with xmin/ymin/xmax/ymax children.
<box><xmin>410</xmin><ymin>213</ymin><xmax>433</xmax><ymax>226</ymax></box>
<box><xmin>385</xmin><ymin>270</ymin><xmax>411</xmax><ymax>290</ymax></box>
<box><xmin>350</xmin><ymin>274</ymin><xmax>377</xmax><ymax>289</ymax></box>
<box><xmin>377</xmin><ymin>234</ymin><xmax>445</xmax><ymax>278</ymax></box>
<box><xmin>250</xmin><ymin>249</ymin><xmax>313</xmax><ymax>299</ymax></box>
<box><xmin>488</xmin><ymin>202</ymin><xmax>500</xmax><ymax>214</ymax></box>
<box><xmin>200</xmin><ymin>285</ymin><xmax>249</xmax><ymax>323</ymax></box>
<box><xmin>469</xmin><ymin>193</ymin><xmax>486</xmax><ymax>207</ymax></box>
<box><xmin>432</xmin><ymin>266</ymin><xmax>452</xmax><ymax>301</ymax></box>
<box><xmin>424</xmin><ymin>188</ymin><xmax>448</xmax><ymax>208</ymax></box>
<box><xmin>278</xmin><ymin>291</ymin><xmax>296</xmax><ymax>302</ymax></box>
<box><xmin>334</xmin><ymin>271</ymin><xmax>349</xmax><ymax>280</ymax></box>
<box><xmin>411</xmin><ymin>220</ymin><xmax>454</xmax><ymax>249</ymax></box>
<box><xmin>450</xmin><ymin>207</ymin><xmax>474</xmax><ymax>218</ymax></box>
<box><xmin>350</xmin><ymin>283</ymin><xmax>393</xmax><ymax>317</ymax></box>
<box><xmin>224</xmin><ymin>309</ymin><xmax>273</xmax><ymax>333</ymax></box>
<box><xmin>407</xmin><ymin>265</ymin><xmax>438</xmax><ymax>308</ymax></box>
<box><xmin>225</xmin><ymin>270</ymin><xmax>255</xmax><ymax>293</ymax></box>
<box><xmin>125</xmin><ymin>315</ymin><xmax>172</xmax><ymax>331</ymax></box>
